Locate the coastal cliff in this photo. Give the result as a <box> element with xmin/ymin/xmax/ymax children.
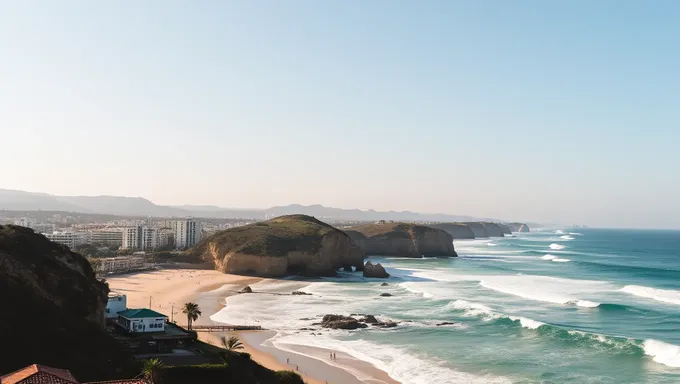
<box><xmin>428</xmin><ymin>223</ymin><xmax>476</xmax><ymax>239</ymax></box>
<box><xmin>508</xmin><ymin>222</ymin><xmax>531</xmax><ymax>232</ymax></box>
<box><xmin>186</xmin><ymin>215</ymin><xmax>365</xmax><ymax>277</ymax></box>
<box><xmin>345</xmin><ymin>222</ymin><xmax>457</xmax><ymax>258</ymax></box>
<box><xmin>0</xmin><ymin>225</ymin><xmax>133</xmax><ymax>381</ymax></box>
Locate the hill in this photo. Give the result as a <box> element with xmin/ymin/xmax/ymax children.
<box><xmin>0</xmin><ymin>225</ymin><xmax>135</xmax><ymax>381</ymax></box>
<box><xmin>185</xmin><ymin>215</ymin><xmax>365</xmax><ymax>277</ymax></box>
<box><xmin>345</xmin><ymin>222</ymin><xmax>457</xmax><ymax>257</ymax></box>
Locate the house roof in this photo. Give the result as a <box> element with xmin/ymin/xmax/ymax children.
<box><xmin>117</xmin><ymin>308</ymin><xmax>167</xmax><ymax>319</ymax></box>
<box><xmin>84</xmin><ymin>380</ymin><xmax>147</xmax><ymax>384</ymax></box>
<box><xmin>0</xmin><ymin>364</ymin><xmax>78</xmax><ymax>384</ymax></box>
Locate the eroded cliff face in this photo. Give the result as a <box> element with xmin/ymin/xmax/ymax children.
<box><xmin>481</xmin><ymin>222</ymin><xmax>506</xmax><ymax>237</ymax></box>
<box><xmin>200</xmin><ymin>216</ymin><xmax>365</xmax><ymax>277</ymax></box>
<box><xmin>428</xmin><ymin>223</ymin><xmax>475</xmax><ymax>239</ymax></box>
<box><xmin>347</xmin><ymin>223</ymin><xmax>457</xmax><ymax>258</ymax></box>
<box><xmin>507</xmin><ymin>222</ymin><xmax>531</xmax><ymax>232</ymax></box>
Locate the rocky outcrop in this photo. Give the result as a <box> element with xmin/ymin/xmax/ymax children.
<box><xmin>345</xmin><ymin>223</ymin><xmax>457</xmax><ymax>258</ymax></box>
<box><xmin>507</xmin><ymin>223</ymin><xmax>531</xmax><ymax>233</ymax></box>
<box><xmin>481</xmin><ymin>222</ymin><xmax>506</xmax><ymax>237</ymax></box>
<box><xmin>428</xmin><ymin>223</ymin><xmax>476</xmax><ymax>239</ymax></box>
<box><xmin>359</xmin><ymin>315</ymin><xmax>378</xmax><ymax>324</ymax></box>
<box><xmin>379</xmin><ymin>292</ymin><xmax>393</xmax><ymax>297</ymax></box>
<box><xmin>187</xmin><ymin>215</ymin><xmax>365</xmax><ymax>277</ymax></box>
<box><xmin>498</xmin><ymin>224</ymin><xmax>512</xmax><ymax>235</ymax></box>
<box><xmin>321</xmin><ymin>315</ymin><xmax>367</xmax><ymax>330</ymax></box>
<box><xmin>362</xmin><ymin>261</ymin><xmax>389</xmax><ymax>278</ymax></box>
<box><xmin>292</xmin><ymin>291</ymin><xmax>312</xmax><ymax>295</ymax></box>
<box><xmin>239</xmin><ymin>286</ymin><xmax>253</xmax><ymax>293</ymax></box>
<box><xmin>459</xmin><ymin>222</ymin><xmax>506</xmax><ymax>238</ymax></box>
<box><xmin>0</xmin><ymin>225</ymin><xmax>134</xmax><ymax>381</ymax></box>
<box><xmin>380</xmin><ymin>282</ymin><xmax>389</xmax><ymax>286</ymax></box>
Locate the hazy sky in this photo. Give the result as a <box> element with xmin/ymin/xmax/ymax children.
<box><xmin>1</xmin><ymin>1</ymin><xmax>679</xmax><ymax>228</ymax></box>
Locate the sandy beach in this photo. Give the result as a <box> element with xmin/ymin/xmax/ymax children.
<box><xmin>107</xmin><ymin>268</ymin><xmax>399</xmax><ymax>384</ymax></box>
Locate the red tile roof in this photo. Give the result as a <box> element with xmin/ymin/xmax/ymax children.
<box><xmin>0</xmin><ymin>364</ymin><xmax>78</xmax><ymax>384</ymax></box>
<box><xmin>0</xmin><ymin>365</ymin><xmax>146</xmax><ymax>384</ymax></box>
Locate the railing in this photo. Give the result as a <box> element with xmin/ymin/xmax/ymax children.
<box><xmin>181</xmin><ymin>325</ymin><xmax>263</xmax><ymax>331</ymax></box>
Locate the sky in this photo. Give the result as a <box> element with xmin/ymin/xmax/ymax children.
<box><xmin>1</xmin><ymin>1</ymin><xmax>679</xmax><ymax>228</ymax></box>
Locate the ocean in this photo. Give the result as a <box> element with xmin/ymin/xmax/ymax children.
<box><xmin>211</xmin><ymin>228</ymin><xmax>680</xmax><ymax>383</ymax></box>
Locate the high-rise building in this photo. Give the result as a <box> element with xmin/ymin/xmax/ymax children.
<box><xmin>121</xmin><ymin>226</ymin><xmax>158</xmax><ymax>250</ymax></box>
<box><xmin>173</xmin><ymin>219</ymin><xmax>201</xmax><ymax>249</ymax></box>
<box><xmin>122</xmin><ymin>226</ymin><xmax>142</xmax><ymax>250</ymax></box>
<box><xmin>142</xmin><ymin>227</ymin><xmax>158</xmax><ymax>250</ymax></box>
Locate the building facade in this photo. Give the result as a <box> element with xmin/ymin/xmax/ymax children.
<box><xmin>43</xmin><ymin>232</ymin><xmax>87</xmax><ymax>249</ymax></box>
<box><xmin>105</xmin><ymin>292</ymin><xmax>127</xmax><ymax>318</ymax></box>
<box><xmin>89</xmin><ymin>229</ymin><xmax>123</xmax><ymax>247</ymax></box>
<box><xmin>173</xmin><ymin>219</ymin><xmax>201</xmax><ymax>249</ymax></box>
<box><xmin>121</xmin><ymin>226</ymin><xmax>157</xmax><ymax>250</ymax></box>
<box><xmin>117</xmin><ymin>308</ymin><xmax>167</xmax><ymax>333</ymax></box>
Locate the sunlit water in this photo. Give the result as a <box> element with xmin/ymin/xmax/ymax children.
<box><xmin>212</xmin><ymin>228</ymin><xmax>680</xmax><ymax>383</ymax></box>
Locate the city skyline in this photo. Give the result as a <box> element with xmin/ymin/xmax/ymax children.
<box><xmin>2</xmin><ymin>2</ymin><xmax>679</xmax><ymax>229</ymax></box>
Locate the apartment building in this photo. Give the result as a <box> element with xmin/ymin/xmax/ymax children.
<box><xmin>173</xmin><ymin>219</ymin><xmax>201</xmax><ymax>249</ymax></box>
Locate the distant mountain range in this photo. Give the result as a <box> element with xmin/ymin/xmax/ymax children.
<box><xmin>0</xmin><ymin>188</ymin><xmax>511</xmax><ymax>222</ymax></box>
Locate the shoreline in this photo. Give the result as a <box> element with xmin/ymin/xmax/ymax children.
<box><xmin>107</xmin><ymin>268</ymin><xmax>399</xmax><ymax>384</ymax></box>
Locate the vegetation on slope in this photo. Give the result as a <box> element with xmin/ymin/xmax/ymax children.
<box><xmin>0</xmin><ymin>225</ymin><xmax>136</xmax><ymax>381</ymax></box>
<box><xmin>185</xmin><ymin>214</ymin><xmax>342</xmax><ymax>262</ymax></box>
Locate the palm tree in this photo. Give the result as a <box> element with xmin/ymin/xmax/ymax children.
<box><xmin>182</xmin><ymin>302</ymin><xmax>201</xmax><ymax>330</ymax></box>
<box><xmin>220</xmin><ymin>335</ymin><xmax>244</xmax><ymax>351</ymax></box>
<box><xmin>142</xmin><ymin>358</ymin><xmax>165</xmax><ymax>383</ymax></box>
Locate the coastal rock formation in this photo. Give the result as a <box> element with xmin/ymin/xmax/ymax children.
<box><xmin>0</xmin><ymin>225</ymin><xmax>134</xmax><ymax>381</ymax></box>
<box><xmin>459</xmin><ymin>222</ymin><xmax>506</xmax><ymax>238</ymax></box>
<box><xmin>428</xmin><ymin>223</ymin><xmax>476</xmax><ymax>239</ymax></box>
<box><xmin>239</xmin><ymin>286</ymin><xmax>253</xmax><ymax>293</ymax></box>
<box><xmin>345</xmin><ymin>222</ymin><xmax>457</xmax><ymax>258</ymax></box>
<box><xmin>186</xmin><ymin>215</ymin><xmax>365</xmax><ymax>277</ymax></box>
<box><xmin>321</xmin><ymin>315</ymin><xmax>367</xmax><ymax>330</ymax></box>
<box><xmin>507</xmin><ymin>222</ymin><xmax>531</xmax><ymax>233</ymax></box>
<box><xmin>362</xmin><ymin>261</ymin><xmax>390</xmax><ymax>278</ymax></box>
<box><xmin>498</xmin><ymin>224</ymin><xmax>513</xmax><ymax>235</ymax></box>
<box><xmin>292</xmin><ymin>291</ymin><xmax>312</xmax><ymax>295</ymax></box>
<box><xmin>379</xmin><ymin>293</ymin><xmax>393</xmax><ymax>297</ymax></box>
<box><xmin>380</xmin><ymin>282</ymin><xmax>389</xmax><ymax>286</ymax></box>
<box><xmin>359</xmin><ymin>315</ymin><xmax>378</xmax><ymax>324</ymax></box>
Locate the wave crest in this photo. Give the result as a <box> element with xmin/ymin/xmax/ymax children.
<box><xmin>620</xmin><ymin>285</ymin><xmax>680</xmax><ymax>306</ymax></box>
<box><xmin>549</xmin><ymin>243</ymin><xmax>566</xmax><ymax>250</ymax></box>
<box><xmin>643</xmin><ymin>339</ymin><xmax>680</xmax><ymax>368</ymax></box>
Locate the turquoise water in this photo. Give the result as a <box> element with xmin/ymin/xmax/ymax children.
<box><xmin>213</xmin><ymin>228</ymin><xmax>680</xmax><ymax>383</ymax></box>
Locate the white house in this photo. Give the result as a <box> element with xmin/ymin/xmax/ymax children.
<box><xmin>105</xmin><ymin>292</ymin><xmax>127</xmax><ymax>318</ymax></box>
<box><xmin>117</xmin><ymin>308</ymin><xmax>168</xmax><ymax>333</ymax></box>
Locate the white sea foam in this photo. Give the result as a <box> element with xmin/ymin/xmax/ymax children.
<box><xmin>559</xmin><ymin>235</ymin><xmax>574</xmax><ymax>240</ymax></box>
<box><xmin>541</xmin><ymin>254</ymin><xmax>557</xmax><ymax>260</ymax></box>
<box><xmin>620</xmin><ymin>285</ymin><xmax>680</xmax><ymax>306</ymax></box>
<box><xmin>508</xmin><ymin>316</ymin><xmax>545</xmax><ymax>330</ymax></box>
<box><xmin>643</xmin><ymin>339</ymin><xmax>680</xmax><ymax>368</ymax></box>
<box><xmin>555</xmin><ymin>230</ymin><xmax>565</xmax><ymax>234</ymax></box>
<box><xmin>446</xmin><ymin>299</ymin><xmax>495</xmax><ymax>319</ymax></box>
<box><xmin>549</xmin><ymin>243</ymin><xmax>566</xmax><ymax>250</ymax></box>
<box><xmin>552</xmin><ymin>258</ymin><xmax>571</xmax><ymax>263</ymax></box>
<box><xmin>569</xmin><ymin>232</ymin><xmax>583</xmax><ymax>236</ymax></box>
<box><xmin>486</xmin><ymin>242</ymin><xmax>498</xmax><ymax>247</ymax></box>
<box><xmin>271</xmin><ymin>332</ymin><xmax>513</xmax><ymax>384</ymax></box>
<box><xmin>479</xmin><ymin>275</ymin><xmax>610</xmax><ymax>306</ymax></box>
<box><xmin>574</xmin><ymin>300</ymin><xmax>600</xmax><ymax>308</ymax></box>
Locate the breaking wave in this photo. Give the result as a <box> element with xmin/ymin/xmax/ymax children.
<box><xmin>620</xmin><ymin>285</ymin><xmax>680</xmax><ymax>306</ymax></box>
<box><xmin>549</xmin><ymin>243</ymin><xmax>566</xmax><ymax>250</ymax></box>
